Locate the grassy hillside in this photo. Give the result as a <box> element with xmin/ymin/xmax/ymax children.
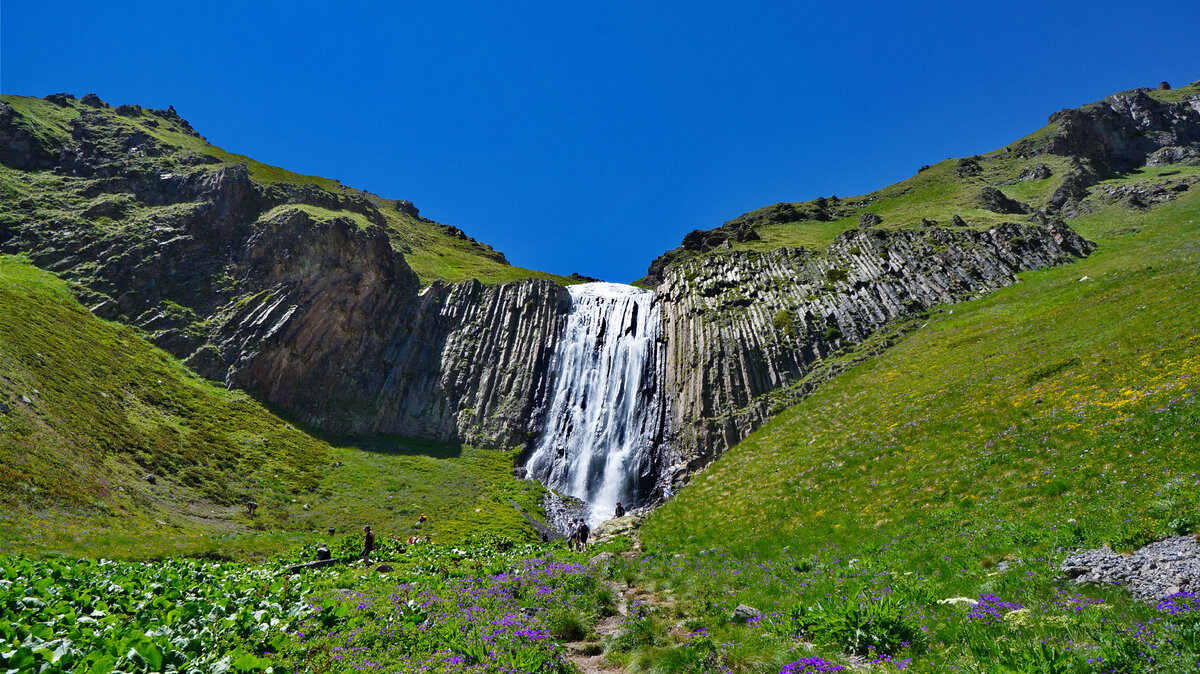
<box><xmin>0</xmin><ymin>255</ymin><xmax>545</xmax><ymax>558</ymax></box>
<box><xmin>639</xmin><ymin>79</ymin><xmax>1200</xmax><ymax>285</ymax></box>
<box><xmin>1</xmin><ymin>93</ymin><xmax>572</xmax><ymax>287</ymax></box>
<box><xmin>631</xmin><ymin>180</ymin><xmax>1200</xmax><ymax>670</ymax></box>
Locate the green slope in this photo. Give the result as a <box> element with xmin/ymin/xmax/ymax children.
<box><xmin>639</xmin><ymin>79</ymin><xmax>1200</xmax><ymax>285</ymax></box>
<box><xmin>632</xmin><ymin>178</ymin><xmax>1200</xmax><ymax>670</ymax></box>
<box><xmin>0</xmin><ymin>255</ymin><xmax>545</xmax><ymax>558</ymax></box>
<box><xmin>1</xmin><ymin>93</ymin><xmax>571</xmax><ymax>287</ymax></box>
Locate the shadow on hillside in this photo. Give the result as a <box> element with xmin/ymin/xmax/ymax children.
<box><xmin>255</xmin><ymin>398</ymin><xmax>464</xmax><ymax>459</ymax></box>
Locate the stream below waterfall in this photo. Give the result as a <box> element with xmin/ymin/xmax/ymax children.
<box><xmin>525</xmin><ymin>282</ymin><xmax>671</xmax><ymax>527</ymax></box>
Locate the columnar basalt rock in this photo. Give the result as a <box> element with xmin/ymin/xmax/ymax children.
<box><xmin>0</xmin><ymin>99</ymin><xmax>572</xmax><ymax>449</ymax></box>
<box><xmin>655</xmin><ymin>222</ymin><xmax>1094</xmax><ymax>465</ymax></box>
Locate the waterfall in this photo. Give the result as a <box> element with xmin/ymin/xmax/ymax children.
<box><xmin>526</xmin><ymin>282</ymin><xmax>670</xmax><ymax>525</ymax></box>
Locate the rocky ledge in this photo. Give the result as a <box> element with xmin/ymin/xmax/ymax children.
<box><xmin>657</xmin><ymin>221</ymin><xmax>1094</xmax><ymax>466</ymax></box>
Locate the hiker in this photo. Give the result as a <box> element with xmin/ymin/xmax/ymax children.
<box><xmin>246</xmin><ymin>500</ymin><xmax>258</xmax><ymax>516</ymax></box>
<box><xmin>361</xmin><ymin>525</ymin><xmax>375</xmax><ymax>565</ymax></box>
<box><xmin>577</xmin><ymin>519</ymin><xmax>591</xmax><ymax>552</ymax></box>
<box><xmin>567</xmin><ymin>519</ymin><xmax>578</xmax><ymax>550</ymax></box>
<box><xmin>614</xmin><ymin>502</ymin><xmax>625</xmax><ymax>518</ymax></box>
<box><xmin>316</xmin><ymin>544</ymin><xmax>331</xmax><ymax>561</ymax></box>
<box><xmin>417</xmin><ymin>513</ymin><xmax>427</xmax><ymax>525</ymax></box>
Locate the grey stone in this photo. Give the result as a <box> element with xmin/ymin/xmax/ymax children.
<box><xmin>375</xmin><ymin>564</ymin><xmax>394</xmax><ymax>574</ymax></box>
<box><xmin>858</xmin><ymin>212</ymin><xmax>882</xmax><ymax>229</ymax></box>
<box><xmin>588</xmin><ymin>552</ymin><xmax>618</xmax><ymax>568</ymax></box>
<box><xmin>730</xmin><ymin>604</ymin><xmax>763</xmax><ymax>623</ymax></box>
<box><xmin>1061</xmin><ymin>536</ymin><xmax>1200</xmax><ymax>601</ymax></box>
<box><xmin>143</xmin><ymin>474</ymin><xmax>158</xmax><ymax>485</ymax></box>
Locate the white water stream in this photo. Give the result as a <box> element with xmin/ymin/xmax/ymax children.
<box><xmin>525</xmin><ymin>282</ymin><xmax>669</xmax><ymax>526</ymax></box>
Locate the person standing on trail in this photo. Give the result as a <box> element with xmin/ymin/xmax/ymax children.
<box><xmin>577</xmin><ymin>519</ymin><xmax>590</xmax><ymax>552</ymax></box>
<box><xmin>567</xmin><ymin>519</ymin><xmax>578</xmax><ymax>550</ymax></box>
<box><xmin>246</xmin><ymin>500</ymin><xmax>257</xmax><ymax>516</ymax></box>
<box><xmin>361</xmin><ymin>525</ymin><xmax>375</xmax><ymax>565</ymax></box>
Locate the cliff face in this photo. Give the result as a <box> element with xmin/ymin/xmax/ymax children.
<box><xmin>0</xmin><ymin>97</ymin><xmax>569</xmax><ymax>448</ymax></box>
<box><xmin>656</xmin><ymin>222</ymin><xmax>1094</xmax><ymax>465</ymax></box>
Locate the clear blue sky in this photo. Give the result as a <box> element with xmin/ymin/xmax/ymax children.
<box><xmin>3</xmin><ymin>1</ymin><xmax>1198</xmax><ymax>282</ymax></box>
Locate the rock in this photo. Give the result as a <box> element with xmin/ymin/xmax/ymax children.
<box><xmin>730</xmin><ymin>604</ymin><xmax>763</xmax><ymax>623</ymax></box>
<box><xmin>858</xmin><ymin>212</ymin><xmax>882</xmax><ymax>229</ymax></box>
<box><xmin>978</xmin><ymin>186</ymin><xmax>1031</xmax><ymax>214</ymax></box>
<box><xmin>950</xmin><ymin>214</ymin><xmax>967</xmax><ymax>227</ymax></box>
<box><xmin>143</xmin><ymin>474</ymin><xmax>158</xmax><ymax>485</ymax></box>
<box><xmin>375</xmin><ymin>564</ymin><xmax>394</xmax><ymax>574</ymax></box>
<box><xmin>114</xmin><ymin>104</ymin><xmax>142</xmax><ymax>117</ymax></box>
<box><xmin>1060</xmin><ymin>536</ymin><xmax>1200</xmax><ymax>601</ymax></box>
<box><xmin>1159</xmin><ymin>81</ymin><xmax>1171</xmax><ymax>90</ymax></box>
<box><xmin>588</xmin><ymin>552</ymin><xmax>618</xmax><ymax>568</ymax></box>
<box><xmin>1017</xmin><ymin>163</ymin><xmax>1052</xmax><ymax>181</ymax></box>
<box><xmin>43</xmin><ymin>93</ymin><xmax>75</xmax><ymax>106</ymax></box>
<box><xmin>287</xmin><ymin>558</ymin><xmax>342</xmax><ymax>574</ymax></box>
<box><xmin>80</xmin><ymin>93</ymin><xmax>105</xmax><ymax>108</ymax></box>
<box><xmin>658</xmin><ymin>222</ymin><xmax>1093</xmax><ymax>463</ymax></box>
<box><xmin>20</xmin><ymin>395</ymin><xmax>32</xmax><ymax>405</ymax></box>
<box><xmin>956</xmin><ymin>156</ymin><xmax>982</xmax><ymax>177</ymax></box>
<box><xmin>592</xmin><ymin>515</ymin><xmax>640</xmax><ymax>542</ymax></box>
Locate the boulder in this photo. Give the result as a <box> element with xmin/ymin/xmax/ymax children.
<box><xmin>80</xmin><ymin>93</ymin><xmax>105</xmax><ymax>108</ymax></box>
<box><xmin>588</xmin><ymin>552</ymin><xmax>618</xmax><ymax>568</ymax></box>
<box><xmin>858</xmin><ymin>212</ymin><xmax>882</xmax><ymax>229</ymax></box>
<box><xmin>730</xmin><ymin>604</ymin><xmax>763</xmax><ymax>623</ymax></box>
<box><xmin>143</xmin><ymin>474</ymin><xmax>158</xmax><ymax>485</ymax></box>
<box><xmin>375</xmin><ymin>564</ymin><xmax>394</xmax><ymax>574</ymax></box>
<box><xmin>978</xmin><ymin>186</ymin><xmax>1031</xmax><ymax>215</ymax></box>
<box><xmin>1017</xmin><ymin>163</ymin><xmax>1052</xmax><ymax>181</ymax></box>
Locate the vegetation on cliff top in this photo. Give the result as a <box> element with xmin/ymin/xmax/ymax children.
<box><xmin>638</xmin><ymin>79</ymin><xmax>1200</xmax><ymax>285</ymax></box>
<box><xmin>1</xmin><ymin>93</ymin><xmax>572</xmax><ymax>287</ymax></box>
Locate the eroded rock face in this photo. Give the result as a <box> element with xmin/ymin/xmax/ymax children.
<box><xmin>655</xmin><ymin>222</ymin><xmax>1094</xmax><ymax>465</ymax></box>
<box><xmin>0</xmin><ymin>99</ymin><xmax>569</xmax><ymax>448</ymax></box>
<box><xmin>1046</xmin><ymin>89</ymin><xmax>1200</xmax><ymax>170</ymax></box>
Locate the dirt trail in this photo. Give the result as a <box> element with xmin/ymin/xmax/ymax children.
<box><xmin>563</xmin><ymin>580</ymin><xmax>630</xmax><ymax>674</ymax></box>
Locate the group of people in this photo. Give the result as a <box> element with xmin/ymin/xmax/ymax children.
<box><xmin>566</xmin><ymin>518</ymin><xmax>590</xmax><ymax>551</ymax></box>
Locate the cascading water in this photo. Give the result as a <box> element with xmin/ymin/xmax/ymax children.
<box><xmin>525</xmin><ymin>282</ymin><xmax>670</xmax><ymax>526</ymax></box>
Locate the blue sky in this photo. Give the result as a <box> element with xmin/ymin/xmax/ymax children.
<box><xmin>3</xmin><ymin>1</ymin><xmax>1198</xmax><ymax>283</ymax></box>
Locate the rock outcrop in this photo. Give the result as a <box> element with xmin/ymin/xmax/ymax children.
<box><xmin>1045</xmin><ymin>88</ymin><xmax>1200</xmax><ymax>170</ymax></box>
<box><xmin>656</xmin><ymin>222</ymin><xmax>1094</xmax><ymax>464</ymax></box>
<box><xmin>1061</xmin><ymin>536</ymin><xmax>1200</xmax><ymax>601</ymax></box>
<box><xmin>0</xmin><ymin>97</ymin><xmax>569</xmax><ymax>448</ymax></box>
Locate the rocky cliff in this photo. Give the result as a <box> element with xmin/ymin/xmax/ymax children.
<box><xmin>656</xmin><ymin>222</ymin><xmax>1094</xmax><ymax>466</ymax></box>
<box><xmin>0</xmin><ymin>94</ymin><xmax>569</xmax><ymax>448</ymax></box>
